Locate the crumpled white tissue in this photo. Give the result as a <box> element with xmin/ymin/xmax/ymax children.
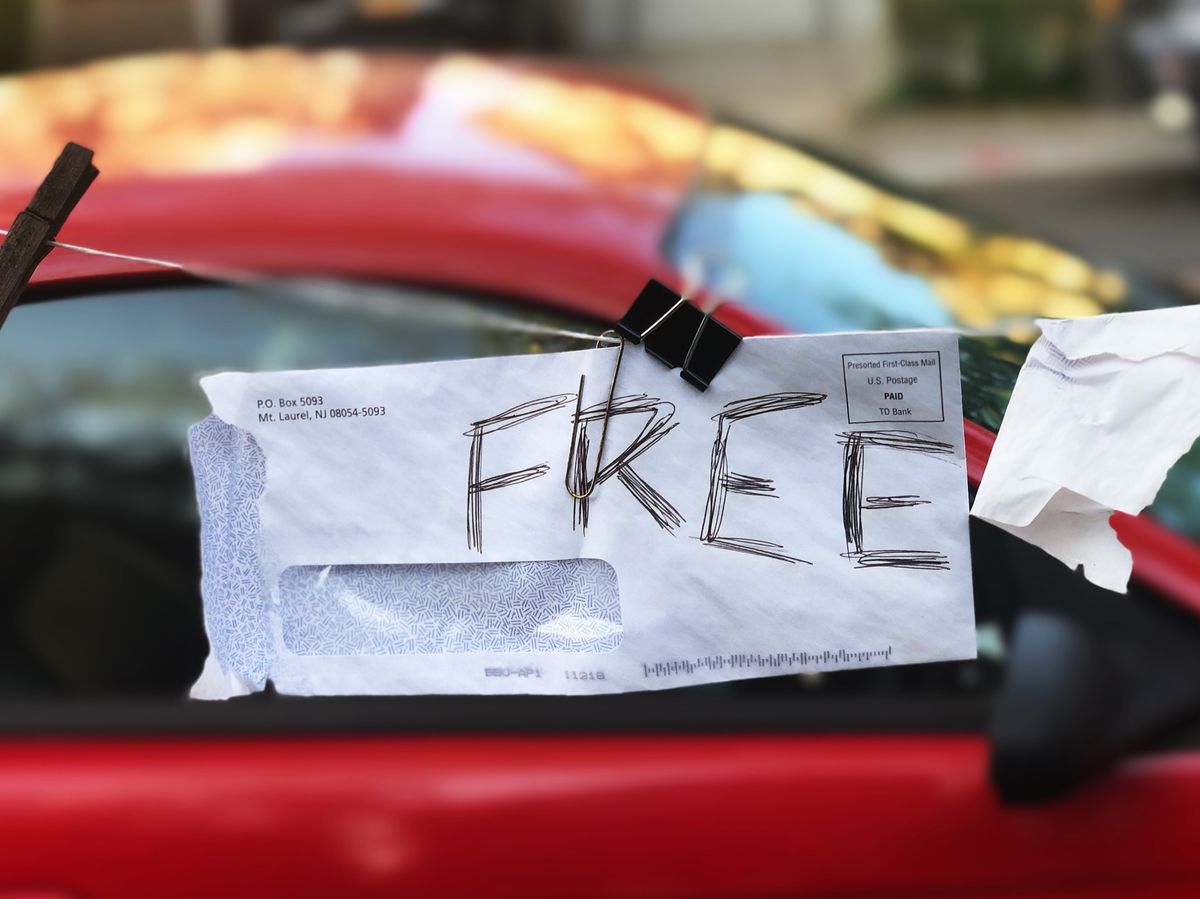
<box><xmin>971</xmin><ymin>306</ymin><xmax>1200</xmax><ymax>592</ymax></box>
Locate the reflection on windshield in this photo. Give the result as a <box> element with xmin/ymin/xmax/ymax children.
<box><xmin>670</xmin><ymin>192</ymin><xmax>955</xmax><ymax>333</ymax></box>
<box><xmin>668</xmin><ymin>125</ymin><xmax>1150</xmax><ymax>336</ymax></box>
<box><xmin>666</xmin><ymin>124</ymin><xmax>1200</xmax><ymax>540</ymax></box>
<box><xmin>0</xmin><ymin>285</ymin><xmax>593</xmax><ymax>517</ymax></box>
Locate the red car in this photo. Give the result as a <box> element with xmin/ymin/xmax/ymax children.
<box><xmin>1</xmin><ymin>50</ymin><xmax>1200</xmax><ymax>898</ymax></box>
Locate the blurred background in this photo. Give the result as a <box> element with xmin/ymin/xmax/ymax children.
<box><xmin>2</xmin><ymin>0</ymin><xmax>1198</xmax><ymax>290</ymax></box>
<box><xmin>5</xmin><ymin>6</ymin><xmax>1200</xmax><ymax>895</ymax></box>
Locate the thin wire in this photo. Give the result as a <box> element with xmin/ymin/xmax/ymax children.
<box><xmin>0</xmin><ymin>229</ymin><xmax>1021</xmax><ymax>341</ymax></box>
<box><xmin>681</xmin><ymin>298</ymin><xmax>726</xmax><ymax>373</ymax></box>
<box><xmin>565</xmin><ymin>330</ymin><xmax>625</xmax><ymax>500</ymax></box>
<box><xmin>0</xmin><ymin>228</ymin><xmax>187</xmax><ymax>270</ymax></box>
<box><xmin>637</xmin><ymin>294</ymin><xmax>689</xmax><ymax>340</ymax></box>
<box><xmin>0</xmin><ymin>229</ymin><xmax>622</xmax><ymax>346</ymax></box>
<box><xmin>562</xmin><ymin>294</ymin><xmax>687</xmax><ymax>502</ymax></box>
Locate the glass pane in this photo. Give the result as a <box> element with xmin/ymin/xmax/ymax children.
<box><xmin>0</xmin><ymin>281</ymin><xmax>597</xmax><ymax>697</ymax></box>
<box><xmin>0</xmin><ymin>279</ymin><xmax>1002</xmax><ymax>712</ymax></box>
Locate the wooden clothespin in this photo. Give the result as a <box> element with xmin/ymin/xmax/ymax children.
<box><xmin>0</xmin><ymin>142</ymin><xmax>99</xmax><ymax>329</ymax></box>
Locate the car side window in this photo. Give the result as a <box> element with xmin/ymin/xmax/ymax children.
<box><xmin>0</xmin><ymin>280</ymin><xmax>1003</xmax><ymax>711</ymax></box>
<box><xmin>0</xmin><ymin>282</ymin><xmax>594</xmax><ymax>697</ymax></box>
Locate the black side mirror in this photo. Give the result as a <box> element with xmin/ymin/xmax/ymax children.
<box><xmin>974</xmin><ymin>513</ymin><xmax>1200</xmax><ymax>805</ymax></box>
<box><xmin>990</xmin><ymin>611</ymin><xmax>1119</xmax><ymax>803</ymax></box>
<box><xmin>991</xmin><ymin>601</ymin><xmax>1200</xmax><ymax>805</ymax></box>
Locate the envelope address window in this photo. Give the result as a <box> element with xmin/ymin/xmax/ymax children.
<box><xmin>279</xmin><ymin>559</ymin><xmax>622</xmax><ymax>655</ymax></box>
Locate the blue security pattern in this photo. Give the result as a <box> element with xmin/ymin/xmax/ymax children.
<box><xmin>279</xmin><ymin>559</ymin><xmax>622</xmax><ymax>656</ymax></box>
<box><xmin>188</xmin><ymin>415</ymin><xmax>272</xmax><ymax>686</ymax></box>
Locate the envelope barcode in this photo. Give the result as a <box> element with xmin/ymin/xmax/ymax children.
<box><xmin>642</xmin><ymin>647</ymin><xmax>893</xmax><ymax>678</ymax></box>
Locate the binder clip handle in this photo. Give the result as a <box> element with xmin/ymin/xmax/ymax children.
<box><xmin>680</xmin><ymin>305</ymin><xmax>741</xmax><ymax>391</ymax></box>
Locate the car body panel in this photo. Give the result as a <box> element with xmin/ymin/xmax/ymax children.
<box><xmin>0</xmin><ymin>736</ymin><xmax>1199</xmax><ymax>898</ymax></box>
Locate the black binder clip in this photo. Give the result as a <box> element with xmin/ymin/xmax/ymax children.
<box><xmin>615</xmin><ymin>278</ymin><xmax>741</xmax><ymax>391</ymax></box>
<box><xmin>0</xmin><ymin>142</ymin><xmax>98</xmax><ymax>331</ymax></box>
<box><xmin>564</xmin><ymin>279</ymin><xmax>742</xmax><ymax>500</ymax></box>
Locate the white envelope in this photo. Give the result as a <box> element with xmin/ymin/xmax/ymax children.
<box><xmin>188</xmin><ymin>331</ymin><xmax>975</xmax><ymax>697</ymax></box>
